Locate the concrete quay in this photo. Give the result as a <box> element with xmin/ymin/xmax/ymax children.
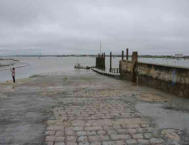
<box><xmin>0</xmin><ymin>70</ymin><xmax>189</xmax><ymax>145</ymax></box>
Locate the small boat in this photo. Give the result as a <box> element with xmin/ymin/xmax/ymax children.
<box><xmin>74</xmin><ymin>63</ymin><xmax>93</xmax><ymax>69</ymax></box>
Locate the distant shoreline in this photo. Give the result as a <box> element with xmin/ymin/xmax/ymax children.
<box><xmin>1</xmin><ymin>55</ymin><xmax>189</xmax><ymax>59</ymax></box>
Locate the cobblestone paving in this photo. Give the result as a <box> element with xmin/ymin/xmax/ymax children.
<box><xmin>0</xmin><ymin>71</ymin><xmax>188</xmax><ymax>145</ymax></box>
<box><xmin>45</xmin><ymin>94</ymin><xmax>166</xmax><ymax>145</ymax></box>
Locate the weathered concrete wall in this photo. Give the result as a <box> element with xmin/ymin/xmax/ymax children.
<box><xmin>120</xmin><ymin>60</ymin><xmax>189</xmax><ymax>98</ymax></box>
<box><xmin>119</xmin><ymin>60</ymin><xmax>133</xmax><ymax>81</ymax></box>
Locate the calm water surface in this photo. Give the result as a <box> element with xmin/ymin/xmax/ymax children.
<box><xmin>0</xmin><ymin>57</ymin><xmax>95</xmax><ymax>82</ymax></box>
<box><xmin>0</xmin><ymin>57</ymin><xmax>189</xmax><ymax>82</ymax></box>
<box><xmin>107</xmin><ymin>57</ymin><xmax>189</xmax><ymax>69</ymax></box>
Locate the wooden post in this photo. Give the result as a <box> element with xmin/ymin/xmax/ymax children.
<box><xmin>122</xmin><ymin>50</ymin><xmax>124</xmax><ymax>60</ymax></box>
<box><xmin>96</xmin><ymin>56</ymin><xmax>97</xmax><ymax>68</ymax></box>
<box><xmin>132</xmin><ymin>51</ymin><xmax>138</xmax><ymax>82</ymax></box>
<box><xmin>110</xmin><ymin>52</ymin><xmax>112</xmax><ymax>72</ymax></box>
<box><xmin>132</xmin><ymin>51</ymin><xmax>138</xmax><ymax>63</ymax></box>
<box><xmin>126</xmin><ymin>48</ymin><xmax>129</xmax><ymax>61</ymax></box>
<box><xmin>103</xmin><ymin>52</ymin><xmax>105</xmax><ymax>70</ymax></box>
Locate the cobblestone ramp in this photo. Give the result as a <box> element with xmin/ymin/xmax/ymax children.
<box><xmin>45</xmin><ymin>98</ymin><xmax>165</xmax><ymax>145</ymax></box>
<box><xmin>0</xmin><ymin>71</ymin><xmax>187</xmax><ymax>145</ymax></box>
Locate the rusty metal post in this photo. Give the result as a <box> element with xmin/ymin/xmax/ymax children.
<box><xmin>122</xmin><ymin>50</ymin><xmax>124</xmax><ymax>60</ymax></box>
<box><xmin>126</xmin><ymin>48</ymin><xmax>129</xmax><ymax>61</ymax></box>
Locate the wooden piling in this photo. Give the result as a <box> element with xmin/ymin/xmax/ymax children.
<box><xmin>132</xmin><ymin>51</ymin><xmax>138</xmax><ymax>82</ymax></box>
<box><xmin>110</xmin><ymin>52</ymin><xmax>112</xmax><ymax>72</ymax></box>
<box><xmin>132</xmin><ymin>51</ymin><xmax>138</xmax><ymax>62</ymax></box>
<box><xmin>122</xmin><ymin>50</ymin><xmax>124</xmax><ymax>60</ymax></box>
<box><xmin>126</xmin><ymin>48</ymin><xmax>129</xmax><ymax>61</ymax></box>
<box><xmin>103</xmin><ymin>53</ymin><xmax>105</xmax><ymax>70</ymax></box>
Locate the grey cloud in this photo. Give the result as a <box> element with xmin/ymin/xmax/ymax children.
<box><xmin>0</xmin><ymin>0</ymin><xmax>189</xmax><ymax>55</ymax></box>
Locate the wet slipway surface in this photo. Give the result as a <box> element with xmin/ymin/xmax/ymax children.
<box><xmin>0</xmin><ymin>70</ymin><xmax>189</xmax><ymax>145</ymax></box>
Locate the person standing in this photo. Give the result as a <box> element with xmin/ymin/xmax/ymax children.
<box><xmin>10</xmin><ymin>67</ymin><xmax>16</xmax><ymax>83</ymax></box>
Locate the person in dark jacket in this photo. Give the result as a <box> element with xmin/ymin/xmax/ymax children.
<box><xmin>10</xmin><ymin>67</ymin><xmax>16</xmax><ymax>83</ymax></box>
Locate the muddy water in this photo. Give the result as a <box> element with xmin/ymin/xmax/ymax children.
<box><xmin>0</xmin><ymin>57</ymin><xmax>95</xmax><ymax>82</ymax></box>
<box><xmin>105</xmin><ymin>57</ymin><xmax>189</xmax><ymax>70</ymax></box>
<box><xmin>1</xmin><ymin>57</ymin><xmax>189</xmax><ymax>82</ymax></box>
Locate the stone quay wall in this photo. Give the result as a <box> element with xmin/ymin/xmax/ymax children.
<box><xmin>120</xmin><ymin>60</ymin><xmax>189</xmax><ymax>98</ymax></box>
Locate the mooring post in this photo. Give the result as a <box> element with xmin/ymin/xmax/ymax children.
<box><xmin>132</xmin><ymin>51</ymin><xmax>138</xmax><ymax>82</ymax></box>
<box><xmin>96</xmin><ymin>56</ymin><xmax>97</xmax><ymax>68</ymax></box>
<box><xmin>103</xmin><ymin>52</ymin><xmax>105</xmax><ymax>70</ymax></box>
<box><xmin>110</xmin><ymin>52</ymin><xmax>112</xmax><ymax>72</ymax></box>
<box><xmin>101</xmin><ymin>53</ymin><xmax>103</xmax><ymax>70</ymax></box>
<box><xmin>132</xmin><ymin>51</ymin><xmax>138</xmax><ymax>62</ymax></box>
<box><xmin>122</xmin><ymin>50</ymin><xmax>124</xmax><ymax>60</ymax></box>
<box><xmin>126</xmin><ymin>48</ymin><xmax>129</xmax><ymax>61</ymax></box>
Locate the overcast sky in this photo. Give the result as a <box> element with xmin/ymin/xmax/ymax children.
<box><xmin>0</xmin><ymin>0</ymin><xmax>189</xmax><ymax>55</ymax></box>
